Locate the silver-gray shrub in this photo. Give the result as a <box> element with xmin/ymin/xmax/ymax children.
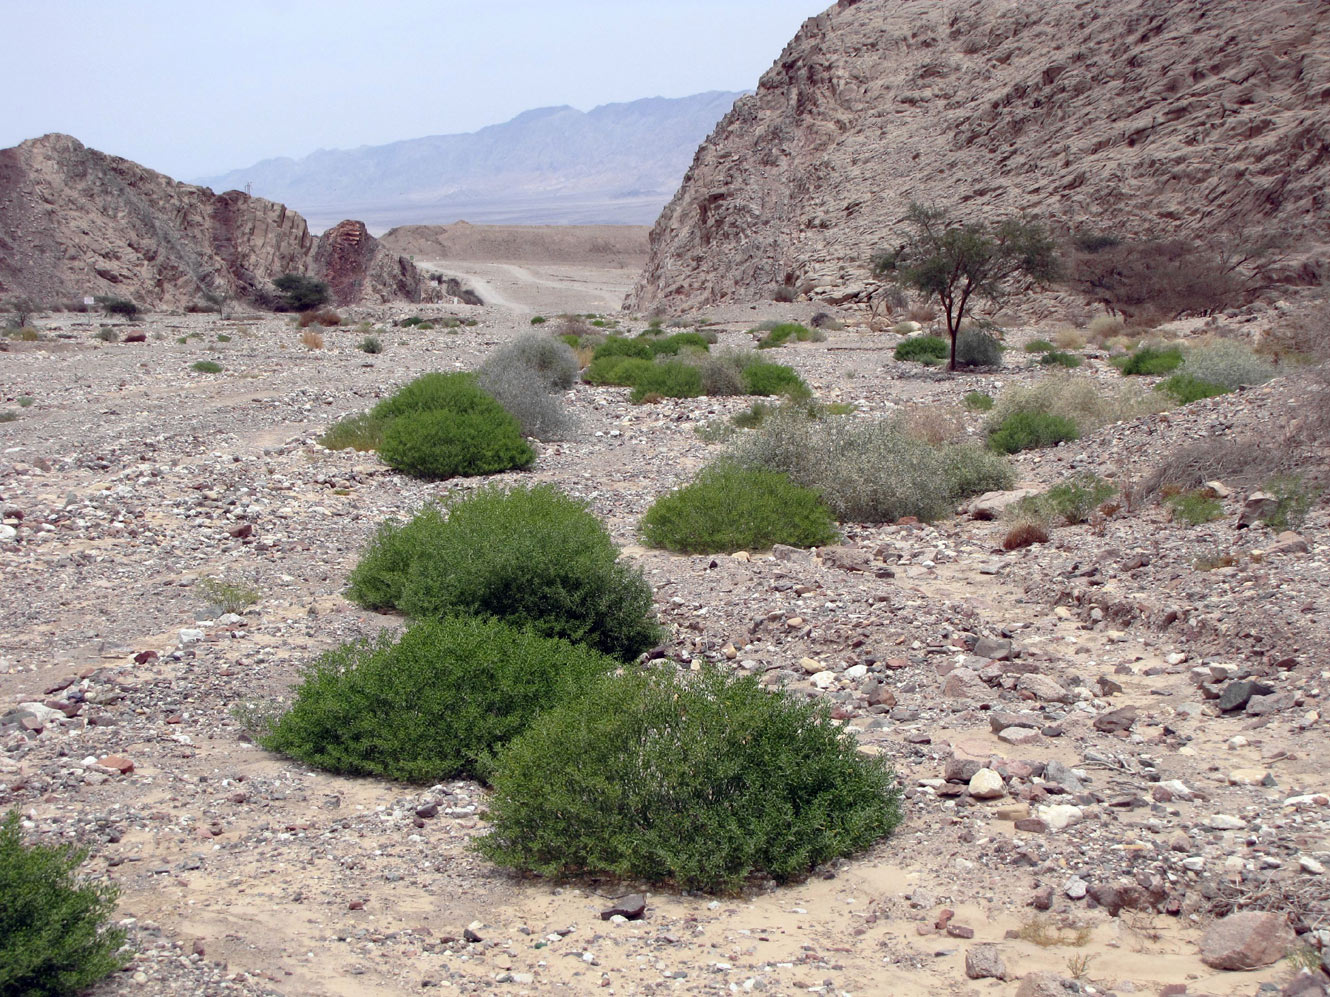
<box><xmin>726</xmin><ymin>409</ymin><xmax>1013</xmax><ymax>522</ymax></box>
<box><xmin>955</xmin><ymin>329</ymin><xmax>1003</xmax><ymax>368</ymax></box>
<box><xmin>478</xmin><ymin>334</ymin><xmax>579</xmax><ymax>441</ymax></box>
<box><xmin>482</xmin><ymin>333</ymin><xmax>579</xmax><ymax>390</ymax></box>
<box><xmin>681</xmin><ymin>348</ymin><xmax>749</xmax><ymax>396</ymax></box>
<box><xmin>1180</xmin><ymin>340</ymin><xmax>1276</xmax><ymax>390</ymax></box>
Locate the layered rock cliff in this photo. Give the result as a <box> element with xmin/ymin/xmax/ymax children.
<box><xmin>0</xmin><ymin>134</ymin><xmax>435</xmax><ymax>309</ymax></box>
<box><xmin>629</xmin><ymin>0</ymin><xmax>1330</xmax><ymax>311</ymax></box>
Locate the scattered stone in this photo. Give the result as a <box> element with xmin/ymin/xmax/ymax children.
<box><xmin>968</xmin><ymin>768</ymin><xmax>1006</xmax><ymax>800</ymax></box>
<box><xmin>1039</xmin><ymin>804</ymin><xmax>1084</xmax><ymax>831</ymax></box>
<box><xmin>1016</xmin><ymin>673</ymin><xmax>1072</xmax><ymax>704</ymax></box>
<box><xmin>1199</xmin><ymin>911</ymin><xmax>1294</xmax><ymax>970</ymax></box>
<box><xmin>973</xmin><ymin>636</ymin><xmax>1013</xmax><ymax>661</ymax></box>
<box><xmin>600</xmin><ymin>894</ymin><xmax>647</xmax><ymax>921</ymax></box>
<box><xmin>1064</xmin><ymin>875</ymin><xmax>1088</xmax><ymax>900</ymax></box>
<box><xmin>964</xmin><ymin>944</ymin><xmax>1006</xmax><ymax>980</ymax></box>
<box><xmin>1094</xmin><ymin>705</ymin><xmax>1138</xmax><ymax>733</ymax></box>
<box><xmin>1218</xmin><ymin>679</ymin><xmax>1274</xmax><ymax>712</ymax></box>
<box><xmin>1237</xmin><ymin>492</ymin><xmax>1279</xmax><ymax>528</ymax></box>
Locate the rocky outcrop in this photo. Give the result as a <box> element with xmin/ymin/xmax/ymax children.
<box><xmin>629</xmin><ymin>0</ymin><xmax>1330</xmax><ymax>311</ymax></box>
<box><xmin>0</xmin><ymin>134</ymin><xmax>435</xmax><ymax>309</ymax></box>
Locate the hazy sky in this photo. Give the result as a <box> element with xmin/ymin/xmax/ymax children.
<box><xmin>4</xmin><ymin>0</ymin><xmax>828</xmax><ymax>180</ymax></box>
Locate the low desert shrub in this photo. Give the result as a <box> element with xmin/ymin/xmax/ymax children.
<box><xmin>987</xmin><ymin>375</ymin><xmax>1162</xmax><ymax>436</ymax></box>
<box><xmin>629</xmin><ymin>361</ymin><xmax>704</xmax><ymax>403</ymax></box>
<box><xmin>1040</xmin><ymin>351</ymin><xmax>1083</xmax><ymax>368</ymax></box>
<box><xmin>476</xmin><ymin>665</ymin><xmax>902</xmax><ymax>891</ymax></box>
<box><xmin>1025</xmin><ymin>339</ymin><xmax>1055</xmax><ymax>354</ymax></box>
<box><xmin>988</xmin><ymin>411</ymin><xmax>1079</xmax><ymax>453</ymax></box>
<box><xmin>954</xmin><ymin>329</ymin><xmax>1002</xmax><ymax>368</ymax></box>
<box><xmin>529</xmin><ymin>315</ymin><xmax>546</xmax><ymax>325</ymax></box>
<box><xmin>741</xmin><ymin>361</ymin><xmax>810</xmax><ymax>399</ymax></box>
<box><xmin>645</xmin><ymin>331</ymin><xmax>712</xmax><ymax>355</ymax></box>
<box><xmin>1165</xmin><ymin>489</ymin><xmax>1224</xmax><ymax>525</ymax></box>
<box><xmin>93</xmin><ymin>327</ymin><xmax>119</xmax><ymax>343</ymax></box>
<box><xmin>378</xmin><ymin>408</ymin><xmax>533</xmax><ymax>479</ymax></box>
<box><xmin>358</xmin><ymin>335</ymin><xmax>383</xmax><ymax>354</ymax></box>
<box><xmin>370</xmin><ymin>372</ymin><xmax>488</xmax><ymax>421</ymax></box>
<box><xmin>727</xmin><ymin>410</ymin><xmax>1014</xmax><ymax>522</ymax></box>
<box><xmin>1179</xmin><ymin>340</ymin><xmax>1276</xmax><ymax>391</ymax></box>
<box><xmin>191</xmin><ymin>360</ymin><xmax>223</xmax><ymax>374</ymax></box>
<box><xmin>583</xmin><ymin>355</ymin><xmax>653</xmax><ymax>386</ymax></box>
<box><xmin>640</xmin><ymin>463</ymin><xmax>838</xmax><ymax>554</ymax></box>
<box><xmin>1003</xmin><ymin>517</ymin><xmax>1050</xmax><ymax>550</ymax></box>
<box><xmin>300</xmin><ymin>329</ymin><xmax>324</xmax><ymax>350</ymax></box>
<box><xmin>0</xmin><ymin>411</ymin><xmax>17</xmax><ymax>423</ymax></box>
<box><xmin>894</xmin><ymin>335</ymin><xmax>949</xmax><ymax>364</ymax></box>
<box><xmin>1133</xmin><ymin>438</ymin><xmax>1295</xmax><ymax>504</ymax></box>
<box><xmin>1118</xmin><ymin>345</ymin><xmax>1183</xmax><ymax>376</ymax></box>
<box><xmin>963</xmin><ymin>391</ymin><xmax>995</xmax><ymax>412</ymax></box>
<box><xmin>259</xmin><ymin>618</ymin><xmax>616</xmax><ymax>783</ymax></box>
<box><xmin>593</xmin><ymin>336</ymin><xmax>653</xmax><ymax>362</ymax></box>
<box><xmin>1010</xmin><ymin>474</ymin><xmax>1115</xmax><ymax>525</ymax></box>
<box><xmin>684</xmin><ymin>350</ymin><xmax>748</xmax><ymax>396</ymax></box>
<box><xmin>1054</xmin><ymin>327</ymin><xmax>1089</xmax><ymax>350</ymax></box>
<box><xmin>1085</xmin><ymin>315</ymin><xmax>1126</xmax><ymax>344</ymax></box>
<box><xmin>319</xmin><ymin>412</ymin><xmax>386</xmax><ymax>452</ymax></box>
<box><xmin>273</xmin><ymin>274</ymin><xmax>329</xmax><ymax>312</ymax></box>
<box><xmin>199</xmin><ymin>577</ymin><xmax>261</xmax><ymax>614</ymax></box>
<box><xmin>346</xmin><ymin>483</ymin><xmax>660</xmax><ymax>660</ymax></box>
<box><xmin>100</xmin><ymin>297</ymin><xmax>140</xmax><ymax>319</ymax></box>
<box><xmin>755</xmin><ymin>322</ymin><xmax>823</xmax><ymax>349</ymax></box>
<box><xmin>1263</xmin><ymin>474</ymin><xmax>1321</xmax><ymax>531</ymax></box>
<box><xmin>1157</xmin><ymin>373</ymin><xmax>1229</xmax><ymax>404</ymax></box>
<box><xmin>298</xmin><ymin>307</ymin><xmax>341</xmax><ymax>328</ymax></box>
<box><xmin>0</xmin><ymin>810</ymin><xmax>127</xmax><ymax>996</ymax></box>
<box><xmin>892</xmin><ymin>404</ymin><xmax>963</xmax><ymax>445</ymax></box>
<box><xmin>478</xmin><ymin>334</ymin><xmax>577</xmax><ymax>440</ymax></box>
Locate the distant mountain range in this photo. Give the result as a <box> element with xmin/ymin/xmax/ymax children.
<box><xmin>197</xmin><ymin>92</ymin><xmax>744</xmax><ymax>233</ymax></box>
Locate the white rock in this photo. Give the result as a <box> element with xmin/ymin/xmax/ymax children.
<box><xmin>1065</xmin><ymin>875</ymin><xmax>1088</xmax><ymax>899</ymax></box>
<box><xmin>968</xmin><ymin>768</ymin><xmax>1006</xmax><ymax>799</ymax></box>
<box><xmin>843</xmin><ymin>664</ymin><xmax>868</xmax><ymax>680</ymax></box>
<box><xmin>1299</xmin><ymin>856</ymin><xmax>1326</xmax><ymax>875</ymax></box>
<box><xmin>178</xmin><ymin>628</ymin><xmax>205</xmax><ymax>645</ymax></box>
<box><xmin>809</xmin><ymin>670</ymin><xmax>836</xmax><ymax>690</ymax></box>
<box><xmin>1158</xmin><ymin>779</ymin><xmax>1195</xmax><ymax>801</ymax></box>
<box><xmin>1039</xmin><ymin>804</ymin><xmax>1084</xmax><ymax>830</ymax></box>
<box><xmin>1207</xmin><ymin>814</ymin><xmax>1246</xmax><ymax>830</ymax></box>
<box><xmin>0</xmin><ymin>524</ymin><xmax>16</xmax><ymax>541</ymax></box>
<box><xmin>1183</xmin><ymin>856</ymin><xmax>1206</xmax><ymax>871</ymax></box>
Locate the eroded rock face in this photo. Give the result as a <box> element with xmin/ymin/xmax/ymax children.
<box><xmin>629</xmin><ymin>0</ymin><xmax>1330</xmax><ymax>311</ymax></box>
<box><xmin>0</xmin><ymin>134</ymin><xmax>434</xmax><ymax>309</ymax></box>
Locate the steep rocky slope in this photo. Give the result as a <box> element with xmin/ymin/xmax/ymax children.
<box><xmin>198</xmin><ymin>93</ymin><xmax>744</xmax><ymax>231</ymax></box>
<box><xmin>0</xmin><ymin>134</ymin><xmax>434</xmax><ymax>309</ymax></box>
<box><xmin>630</xmin><ymin>0</ymin><xmax>1330</xmax><ymax>311</ymax></box>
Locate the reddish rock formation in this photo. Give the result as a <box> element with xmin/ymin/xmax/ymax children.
<box><xmin>0</xmin><ymin>133</ymin><xmax>436</xmax><ymax>309</ymax></box>
<box><xmin>629</xmin><ymin>0</ymin><xmax>1330</xmax><ymax>311</ymax></box>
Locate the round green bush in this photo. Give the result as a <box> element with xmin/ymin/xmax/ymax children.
<box><xmin>641</xmin><ymin>463</ymin><xmax>838</xmax><ymax>554</ymax></box>
<box><xmin>647</xmin><ymin>331</ymin><xmax>711</xmax><ymax>355</ymax></box>
<box><xmin>592</xmin><ymin>336</ymin><xmax>653</xmax><ymax>361</ymax></box>
<box><xmin>190</xmin><ymin>360</ymin><xmax>222</xmax><ymax>373</ymax></box>
<box><xmin>1119</xmin><ymin>345</ymin><xmax>1183</xmax><ymax>376</ymax></box>
<box><xmin>0</xmin><ymin>810</ymin><xmax>127</xmax><ymax>997</ymax></box>
<box><xmin>741</xmin><ymin>361</ymin><xmax>811</xmax><ymax>399</ymax></box>
<box><xmin>378</xmin><ymin>407</ymin><xmax>534</xmax><ymax>479</ymax></box>
<box><xmin>260</xmin><ymin>618</ymin><xmax>617</xmax><ymax>783</ymax></box>
<box><xmin>987</xmin><ymin>411</ymin><xmax>1080</xmax><ymax>453</ymax></box>
<box><xmin>954</xmin><ymin>329</ymin><xmax>1002</xmax><ymax>367</ymax></box>
<box><xmin>477</xmin><ymin>666</ymin><xmax>902</xmax><ymax>891</ymax></box>
<box><xmin>1157</xmin><ymin>373</ymin><xmax>1230</xmax><ymax>404</ymax></box>
<box><xmin>1039</xmin><ymin>351</ymin><xmax>1083</xmax><ymax>368</ymax></box>
<box><xmin>894</xmin><ymin>335</ymin><xmax>949</xmax><ymax>363</ymax></box>
<box><xmin>370</xmin><ymin>371</ymin><xmax>493</xmax><ymax>421</ymax></box>
<box><xmin>584</xmin><ymin>355</ymin><xmax>653</xmax><ymax>386</ymax></box>
<box><xmin>347</xmin><ymin>483</ymin><xmax>660</xmax><ymax>661</ymax></box>
<box><xmin>628</xmin><ymin>361</ymin><xmax>704</xmax><ymax>402</ymax></box>
<box><xmin>963</xmin><ymin>391</ymin><xmax>995</xmax><ymax>412</ymax></box>
<box><xmin>1024</xmin><ymin>339</ymin><xmax>1056</xmax><ymax>353</ymax></box>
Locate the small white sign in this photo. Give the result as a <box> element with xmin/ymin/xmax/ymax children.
<box><xmin>83</xmin><ymin>296</ymin><xmax>94</xmax><ymax>306</ymax></box>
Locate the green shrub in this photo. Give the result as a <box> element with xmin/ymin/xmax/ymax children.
<box><xmin>320</xmin><ymin>412</ymin><xmax>386</xmax><ymax>451</ymax></box>
<box><xmin>1165</xmin><ymin>489</ymin><xmax>1224</xmax><ymax>525</ymax></box>
<box><xmin>530</xmin><ymin>315</ymin><xmax>547</xmax><ymax>325</ymax></box>
<box><xmin>0</xmin><ymin>411</ymin><xmax>17</xmax><ymax>423</ymax></box>
<box><xmin>370</xmin><ymin>372</ymin><xmax>491</xmax><ymax>421</ymax></box>
<box><xmin>1157</xmin><ymin>373</ymin><xmax>1229</xmax><ymax>404</ymax></box>
<box><xmin>1263</xmin><ymin>474</ymin><xmax>1321</xmax><ymax>531</ymax></box>
<box><xmin>584</xmin><ymin>355</ymin><xmax>653</xmax><ymax>386</ymax></box>
<box><xmin>728</xmin><ymin>410</ymin><xmax>1014</xmax><ymax>522</ymax></box>
<box><xmin>641</xmin><ymin>463</ymin><xmax>838</xmax><ymax>553</ymax></box>
<box><xmin>347</xmin><ymin>484</ymin><xmax>660</xmax><ymax>660</ymax></box>
<box><xmin>1179</xmin><ymin>341</ymin><xmax>1276</xmax><ymax>390</ymax></box>
<box><xmin>378</xmin><ymin>408</ymin><xmax>534</xmax><ymax>479</ymax></box>
<box><xmin>1011</xmin><ymin>474</ymin><xmax>1115</xmax><ymax>525</ymax></box>
<box><xmin>0</xmin><ymin>810</ymin><xmax>127</xmax><ymax>996</ymax></box>
<box><xmin>685</xmin><ymin>350</ymin><xmax>748</xmax><ymax>396</ymax></box>
<box><xmin>741</xmin><ymin>361</ymin><xmax>811</xmax><ymax>399</ymax></box>
<box><xmin>1039</xmin><ymin>351</ymin><xmax>1083</xmax><ymax>368</ymax></box>
<box><xmin>16</xmin><ymin>397</ymin><xmax>34</xmax><ymax>408</ymax></box>
<box><xmin>894</xmin><ymin>336</ymin><xmax>949</xmax><ymax>363</ymax></box>
<box><xmin>358</xmin><ymin>335</ymin><xmax>383</xmax><ymax>354</ymax></box>
<box><xmin>1119</xmin><ymin>345</ymin><xmax>1184</xmax><ymax>376</ymax></box>
<box><xmin>260</xmin><ymin>618</ymin><xmax>616</xmax><ymax>783</ymax></box>
<box><xmin>93</xmin><ymin>327</ymin><xmax>119</xmax><ymax>343</ymax></box>
<box><xmin>476</xmin><ymin>666</ymin><xmax>902</xmax><ymax>891</ymax></box>
<box><xmin>647</xmin><ymin>331</ymin><xmax>712</xmax><ymax>355</ymax></box>
<box><xmin>99</xmin><ymin>297</ymin><xmax>140</xmax><ymax>319</ymax></box>
<box><xmin>987</xmin><ymin>374</ymin><xmax>1162</xmax><ymax>434</ymax></box>
<box><xmin>1024</xmin><ymin>339</ymin><xmax>1056</xmax><ymax>353</ymax></box>
<box><xmin>629</xmin><ymin>361</ymin><xmax>704</xmax><ymax>403</ymax></box>
<box><xmin>963</xmin><ymin>391</ymin><xmax>995</xmax><ymax>412</ymax></box>
<box><xmin>593</xmin><ymin>336</ymin><xmax>653</xmax><ymax>362</ymax></box>
<box><xmin>755</xmin><ymin>322</ymin><xmax>822</xmax><ymax>349</ymax></box>
<box><xmin>272</xmin><ymin>274</ymin><xmax>329</xmax><ymax>312</ymax></box>
<box><xmin>199</xmin><ymin>577</ymin><xmax>261</xmax><ymax>614</ymax></box>
<box><xmin>988</xmin><ymin>411</ymin><xmax>1079</xmax><ymax>453</ymax></box>
<box><xmin>191</xmin><ymin>360</ymin><xmax>223</xmax><ymax>373</ymax></box>
<box><xmin>954</xmin><ymin>329</ymin><xmax>1002</xmax><ymax>367</ymax></box>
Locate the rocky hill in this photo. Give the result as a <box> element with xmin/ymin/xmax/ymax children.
<box><xmin>629</xmin><ymin>0</ymin><xmax>1330</xmax><ymax>311</ymax></box>
<box><xmin>198</xmin><ymin>93</ymin><xmax>744</xmax><ymax>232</ymax></box>
<box><xmin>0</xmin><ymin>134</ymin><xmax>434</xmax><ymax>310</ymax></box>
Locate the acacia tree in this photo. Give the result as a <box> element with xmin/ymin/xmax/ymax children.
<box><xmin>873</xmin><ymin>203</ymin><xmax>1058</xmax><ymax>371</ymax></box>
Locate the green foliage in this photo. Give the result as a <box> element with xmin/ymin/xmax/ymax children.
<box><xmin>0</xmin><ymin>411</ymin><xmax>17</xmax><ymax>424</ymax></box>
<box><xmin>93</xmin><ymin>327</ymin><xmax>119</xmax><ymax>343</ymax></box>
<box><xmin>476</xmin><ymin>666</ymin><xmax>902</xmax><ymax>891</ymax></box>
<box><xmin>592</xmin><ymin>336</ymin><xmax>653</xmax><ymax>362</ymax></box>
<box><xmin>346</xmin><ymin>484</ymin><xmax>660</xmax><ymax>661</ymax></box>
<box><xmin>1118</xmin><ymin>345</ymin><xmax>1183</xmax><ymax>376</ymax></box>
<box><xmin>199</xmin><ymin>577</ymin><xmax>261</xmax><ymax>614</ymax></box>
<box><xmin>1011</xmin><ymin>474</ymin><xmax>1116</xmax><ymax>525</ymax></box>
<box><xmin>963</xmin><ymin>391</ymin><xmax>994</xmax><ymax>412</ymax></box>
<box><xmin>894</xmin><ymin>335</ymin><xmax>949</xmax><ymax>363</ymax></box>
<box><xmin>727</xmin><ymin>409</ymin><xmax>1014</xmax><ymax>522</ymax></box>
<box><xmin>1024</xmin><ymin>339</ymin><xmax>1056</xmax><ymax>353</ymax></box>
<box><xmin>16</xmin><ymin>397</ymin><xmax>34</xmax><ymax>408</ymax></box>
<box><xmin>319</xmin><ymin>412</ymin><xmax>386</xmax><ymax>452</ymax></box>
<box><xmin>741</xmin><ymin>361</ymin><xmax>811</xmax><ymax>399</ymax></box>
<box><xmin>370</xmin><ymin>372</ymin><xmax>488</xmax><ymax>421</ymax></box>
<box><xmin>190</xmin><ymin>360</ymin><xmax>223</xmax><ymax>373</ymax></box>
<box><xmin>1179</xmin><ymin>340</ymin><xmax>1277</xmax><ymax>390</ymax></box>
<box><xmin>640</xmin><ymin>463</ymin><xmax>838</xmax><ymax>554</ymax></box>
<box><xmin>873</xmin><ymin>203</ymin><xmax>1058</xmax><ymax>370</ymax></box>
<box><xmin>99</xmin><ymin>297</ymin><xmax>140</xmax><ymax>319</ymax></box>
<box><xmin>954</xmin><ymin>329</ymin><xmax>1003</xmax><ymax>367</ymax></box>
<box><xmin>755</xmin><ymin>322</ymin><xmax>822</xmax><ymax>349</ymax></box>
<box><xmin>0</xmin><ymin>810</ymin><xmax>127</xmax><ymax>996</ymax></box>
<box><xmin>1263</xmin><ymin>474</ymin><xmax>1321</xmax><ymax>531</ymax></box>
<box><xmin>260</xmin><ymin>618</ymin><xmax>616</xmax><ymax>783</ymax></box>
<box><xmin>530</xmin><ymin>315</ymin><xmax>547</xmax><ymax>325</ymax></box>
<box><xmin>1157</xmin><ymin>373</ymin><xmax>1229</xmax><ymax>404</ymax></box>
<box><xmin>987</xmin><ymin>374</ymin><xmax>1162</xmax><ymax>435</ymax></box>
<box><xmin>358</xmin><ymin>335</ymin><xmax>383</xmax><ymax>354</ymax></box>
<box><xmin>1165</xmin><ymin>489</ymin><xmax>1224</xmax><ymax>525</ymax></box>
<box><xmin>1039</xmin><ymin>351</ymin><xmax>1083</xmax><ymax>368</ymax></box>
<box><xmin>378</xmin><ymin>408</ymin><xmax>534</xmax><ymax>479</ymax></box>
<box><xmin>988</xmin><ymin>411</ymin><xmax>1080</xmax><ymax>453</ymax></box>
<box><xmin>584</xmin><ymin>355</ymin><xmax>653</xmax><ymax>386</ymax></box>
<box><xmin>628</xmin><ymin>361</ymin><xmax>704</xmax><ymax>403</ymax></box>
<box><xmin>646</xmin><ymin>331</ymin><xmax>712</xmax><ymax>355</ymax></box>
<box><xmin>272</xmin><ymin>274</ymin><xmax>329</xmax><ymax>312</ymax></box>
